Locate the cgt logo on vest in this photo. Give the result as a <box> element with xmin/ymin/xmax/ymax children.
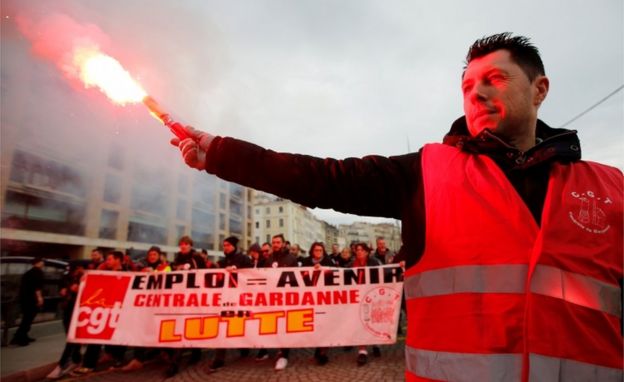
<box><xmin>75</xmin><ymin>274</ymin><xmax>132</xmax><ymax>340</ymax></box>
<box><xmin>569</xmin><ymin>190</ymin><xmax>612</xmax><ymax>234</ymax></box>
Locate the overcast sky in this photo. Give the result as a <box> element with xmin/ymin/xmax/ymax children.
<box><xmin>2</xmin><ymin>0</ymin><xmax>622</xmax><ymax>226</ymax></box>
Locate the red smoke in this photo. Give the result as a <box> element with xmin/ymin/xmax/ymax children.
<box><xmin>14</xmin><ymin>11</ymin><xmax>111</xmax><ymax>81</ymax></box>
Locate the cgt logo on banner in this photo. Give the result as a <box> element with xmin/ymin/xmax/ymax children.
<box><xmin>72</xmin><ymin>274</ymin><xmax>132</xmax><ymax>340</ymax></box>
<box><xmin>68</xmin><ymin>266</ymin><xmax>403</xmax><ymax>348</ymax></box>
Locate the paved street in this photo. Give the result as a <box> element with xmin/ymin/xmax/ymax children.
<box><xmin>1</xmin><ymin>319</ymin><xmax>406</xmax><ymax>382</ymax></box>
<box><xmin>59</xmin><ymin>340</ymin><xmax>405</xmax><ymax>382</ymax></box>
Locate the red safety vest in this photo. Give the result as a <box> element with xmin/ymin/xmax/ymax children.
<box><xmin>404</xmin><ymin>143</ymin><xmax>623</xmax><ymax>381</ymax></box>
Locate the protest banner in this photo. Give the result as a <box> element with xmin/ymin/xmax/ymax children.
<box><xmin>68</xmin><ymin>265</ymin><xmax>403</xmax><ymax>348</ymax></box>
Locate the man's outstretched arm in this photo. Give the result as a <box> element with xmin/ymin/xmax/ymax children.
<box><xmin>172</xmin><ymin>126</ymin><xmax>419</xmax><ymax>219</ymax></box>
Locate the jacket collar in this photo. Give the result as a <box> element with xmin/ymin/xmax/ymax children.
<box><xmin>442</xmin><ymin>116</ymin><xmax>581</xmax><ymax>170</ymax></box>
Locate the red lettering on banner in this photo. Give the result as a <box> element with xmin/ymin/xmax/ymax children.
<box><xmin>75</xmin><ymin>274</ymin><xmax>132</xmax><ymax>340</ymax></box>
<box><xmin>238</xmin><ymin>290</ymin><xmax>360</xmax><ymax>306</ymax></box>
<box><xmin>134</xmin><ymin>293</ymin><xmax>222</xmax><ymax>307</ymax></box>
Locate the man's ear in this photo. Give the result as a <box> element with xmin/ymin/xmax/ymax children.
<box><xmin>534</xmin><ymin>75</ymin><xmax>549</xmax><ymax>107</ymax></box>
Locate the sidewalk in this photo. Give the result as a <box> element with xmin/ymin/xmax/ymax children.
<box><xmin>1</xmin><ymin>320</ymin><xmax>65</xmax><ymax>382</ymax></box>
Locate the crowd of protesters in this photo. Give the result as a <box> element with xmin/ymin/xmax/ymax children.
<box><xmin>26</xmin><ymin>234</ymin><xmax>403</xmax><ymax>379</ymax></box>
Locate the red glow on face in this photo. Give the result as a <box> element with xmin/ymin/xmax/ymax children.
<box><xmin>462</xmin><ymin>50</ymin><xmax>535</xmax><ymax>138</ymax></box>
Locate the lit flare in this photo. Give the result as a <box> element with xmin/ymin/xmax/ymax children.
<box><xmin>73</xmin><ymin>47</ymin><xmax>188</xmax><ymax>139</ymax></box>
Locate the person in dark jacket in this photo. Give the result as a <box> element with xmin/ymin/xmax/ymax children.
<box><xmin>72</xmin><ymin>251</ymin><xmax>127</xmax><ymax>376</ymax></box>
<box><xmin>301</xmin><ymin>242</ymin><xmax>335</xmax><ymax>365</ymax></box>
<box><xmin>248</xmin><ymin>243</ymin><xmax>267</xmax><ymax>268</ymax></box>
<box><xmin>165</xmin><ymin>236</ymin><xmax>205</xmax><ymax>377</ymax></box>
<box><xmin>265</xmin><ymin>234</ymin><xmax>297</xmax><ymax>370</ymax></box>
<box><xmin>266</xmin><ymin>234</ymin><xmax>298</xmax><ymax>268</ymax></box>
<box><xmin>336</xmin><ymin>247</ymin><xmax>353</xmax><ymax>268</ymax></box>
<box><xmin>87</xmin><ymin>248</ymin><xmax>104</xmax><ymax>270</ymax></box>
<box><xmin>217</xmin><ymin>236</ymin><xmax>253</xmax><ymax>269</ymax></box>
<box><xmin>372</xmin><ymin>237</ymin><xmax>395</xmax><ymax>265</ymax></box>
<box><xmin>11</xmin><ymin>257</ymin><xmax>44</xmax><ymax>346</ymax></box>
<box><xmin>170</xmin><ymin>33</ymin><xmax>623</xmax><ymax>380</ymax></box>
<box><xmin>351</xmin><ymin>243</ymin><xmax>382</xmax><ymax>365</ymax></box>
<box><xmin>120</xmin><ymin>246</ymin><xmax>170</xmax><ymax>372</ymax></box>
<box><xmin>209</xmin><ymin>236</ymin><xmax>253</xmax><ymax>372</ymax></box>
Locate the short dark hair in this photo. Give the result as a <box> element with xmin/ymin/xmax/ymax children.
<box><xmin>465</xmin><ymin>32</ymin><xmax>545</xmax><ymax>81</ymax></box>
<box><xmin>148</xmin><ymin>246</ymin><xmax>162</xmax><ymax>255</ymax></box>
<box><xmin>355</xmin><ymin>242</ymin><xmax>371</xmax><ymax>253</ymax></box>
<box><xmin>178</xmin><ymin>235</ymin><xmax>193</xmax><ymax>246</ymax></box>
<box><xmin>272</xmin><ymin>234</ymin><xmax>285</xmax><ymax>242</ymax></box>
<box><xmin>108</xmin><ymin>250</ymin><xmax>124</xmax><ymax>262</ymax></box>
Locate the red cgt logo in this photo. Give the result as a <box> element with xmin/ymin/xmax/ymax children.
<box><xmin>75</xmin><ymin>273</ymin><xmax>132</xmax><ymax>340</ymax></box>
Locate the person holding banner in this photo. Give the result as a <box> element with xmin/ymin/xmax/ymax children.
<box><xmin>171</xmin><ymin>33</ymin><xmax>622</xmax><ymax>381</ymax></box>
<box><xmin>120</xmin><ymin>246</ymin><xmax>171</xmax><ymax>372</ymax></box>
<box><xmin>248</xmin><ymin>243</ymin><xmax>267</xmax><ymax>268</ymax></box>
<box><xmin>301</xmin><ymin>242</ymin><xmax>336</xmax><ymax>366</ymax></box>
<box><xmin>209</xmin><ymin>236</ymin><xmax>253</xmax><ymax>372</ymax></box>
<box><xmin>72</xmin><ymin>251</ymin><xmax>128</xmax><ymax>376</ymax></box>
<box><xmin>165</xmin><ymin>236</ymin><xmax>206</xmax><ymax>377</ymax></box>
<box><xmin>351</xmin><ymin>243</ymin><xmax>383</xmax><ymax>366</ymax></box>
<box><xmin>267</xmin><ymin>234</ymin><xmax>297</xmax><ymax>370</ymax></box>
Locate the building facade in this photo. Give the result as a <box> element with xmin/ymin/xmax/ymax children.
<box><xmin>252</xmin><ymin>195</ymin><xmax>325</xmax><ymax>253</ymax></box>
<box><xmin>338</xmin><ymin>221</ymin><xmax>401</xmax><ymax>251</ymax></box>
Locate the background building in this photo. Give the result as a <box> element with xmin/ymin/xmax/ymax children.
<box><xmin>338</xmin><ymin>221</ymin><xmax>401</xmax><ymax>251</ymax></box>
<box><xmin>0</xmin><ymin>130</ymin><xmax>254</xmax><ymax>261</ymax></box>
<box><xmin>253</xmin><ymin>193</ymin><xmax>325</xmax><ymax>253</ymax></box>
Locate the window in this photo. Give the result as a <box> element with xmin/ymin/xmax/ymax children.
<box><xmin>255</xmin><ymin>208</ymin><xmax>260</xmax><ymax>215</ymax></box>
<box><xmin>176</xmin><ymin>199</ymin><xmax>186</xmax><ymax>220</ymax></box>
<box><xmin>127</xmin><ymin>221</ymin><xmax>167</xmax><ymax>244</ymax></box>
<box><xmin>9</xmin><ymin>150</ymin><xmax>87</xmax><ymax>197</ymax></box>
<box><xmin>99</xmin><ymin>209</ymin><xmax>118</xmax><ymax>239</ymax></box>
<box><xmin>219</xmin><ymin>213</ymin><xmax>225</xmax><ymax>230</ymax></box>
<box><xmin>266</xmin><ymin>219</ymin><xmax>271</xmax><ymax>228</ymax></box>
<box><xmin>279</xmin><ymin>206</ymin><xmax>283</xmax><ymax>213</ymax></box>
<box><xmin>1</xmin><ymin>191</ymin><xmax>86</xmax><ymax>235</ymax></box>
<box><xmin>255</xmin><ymin>221</ymin><xmax>259</xmax><ymax>229</ymax></box>
<box><xmin>266</xmin><ymin>207</ymin><xmax>270</xmax><ymax>214</ymax></box>
<box><xmin>279</xmin><ymin>218</ymin><xmax>284</xmax><ymax>227</ymax></box>
<box><xmin>219</xmin><ymin>193</ymin><xmax>226</xmax><ymax>209</ymax></box>
<box><xmin>230</xmin><ymin>218</ymin><xmax>242</xmax><ymax>234</ymax></box>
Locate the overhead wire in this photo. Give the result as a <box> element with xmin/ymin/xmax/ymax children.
<box><xmin>558</xmin><ymin>84</ymin><xmax>624</xmax><ymax>128</ymax></box>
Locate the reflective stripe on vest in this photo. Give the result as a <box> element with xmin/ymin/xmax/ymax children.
<box><xmin>406</xmin><ymin>346</ymin><xmax>624</xmax><ymax>382</ymax></box>
<box><xmin>405</xmin><ymin>346</ymin><xmax>521</xmax><ymax>381</ymax></box>
<box><xmin>404</xmin><ymin>264</ymin><xmax>621</xmax><ymax>317</ymax></box>
<box><xmin>529</xmin><ymin>353</ymin><xmax>623</xmax><ymax>381</ymax></box>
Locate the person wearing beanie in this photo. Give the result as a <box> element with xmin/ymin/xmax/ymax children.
<box><xmin>210</xmin><ymin>236</ymin><xmax>253</xmax><ymax>372</ymax></box>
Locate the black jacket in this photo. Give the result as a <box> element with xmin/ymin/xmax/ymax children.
<box><xmin>266</xmin><ymin>248</ymin><xmax>298</xmax><ymax>268</ymax></box>
<box><xmin>218</xmin><ymin>251</ymin><xmax>252</xmax><ymax>269</ymax></box>
<box><xmin>204</xmin><ymin>117</ymin><xmax>581</xmax><ymax>269</ymax></box>
<box><xmin>173</xmin><ymin>250</ymin><xmax>206</xmax><ymax>270</ymax></box>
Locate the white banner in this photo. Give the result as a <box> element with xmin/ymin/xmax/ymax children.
<box><xmin>68</xmin><ymin>265</ymin><xmax>404</xmax><ymax>348</ymax></box>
